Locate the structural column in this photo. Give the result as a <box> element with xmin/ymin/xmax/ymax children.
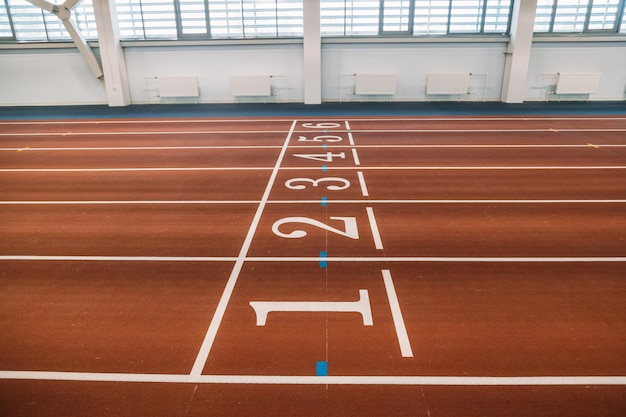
<box><xmin>92</xmin><ymin>0</ymin><xmax>131</xmax><ymax>106</ymax></box>
<box><xmin>303</xmin><ymin>0</ymin><xmax>322</xmax><ymax>104</ymax></box>
<box><xmin>501</xmin><ymin>0</ymin><xmax>538</xmax><ymax>103</ymax></box>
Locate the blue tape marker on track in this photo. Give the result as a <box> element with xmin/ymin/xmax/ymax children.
<box><xmin>321</xmin><ymin>197</ymin><xmax>327</xmax><ymax>206</ymax></box>
<box><xmin>319</xmin><ymin>251</ymin><xmax>327</xmax><ymax>268</ymax></box>
<box><xmin>316</xmin><ymin>361</ymin><xmax>328</xmax><ymax>376</ymax></box>
<box><xmin>322</xmin><ymin>165</ymin><xmax>327</xmax><ymax>171</ymax></box>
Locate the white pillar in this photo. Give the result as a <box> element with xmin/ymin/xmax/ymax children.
<box><xmin>303</xmin><ymin>0</ymin><xmax>322</xmax><ymax>104</ymax></box>
<box><xmin>92</xmin><ymin>0</ymin><xmax>131</xmax><ymax>107</ymax></box>
<box><xmin>501</xmin><ymin>0</ymin><xmax>537</xmax><ymax>103</ymax></box>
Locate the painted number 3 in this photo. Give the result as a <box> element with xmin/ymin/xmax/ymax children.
<box><xmin>285</xmin><ymin>177</ymin><xmax>350</xmax><ymax>191</ymax></box>
<box><xmin>272</xmin><ymin>217</ymin><xmax>359</xmax><ymax>239</ymax></box>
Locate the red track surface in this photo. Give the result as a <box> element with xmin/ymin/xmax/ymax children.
<box><xmin>0</xmin><ymin>115</ymin><xmax>625</xmax><ymax>416</ymax></box>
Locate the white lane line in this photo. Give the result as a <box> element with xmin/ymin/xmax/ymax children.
<box><xmin>189</xmin><ymin>120</ymin><xmax>297</xmax><ymax>377</ymax></box>
<box><xmin>0</xmin><ymin>146</ymin><xmax>283</xmax><ymax>151</ymax></box>
<box><xmin>382</xmin><ymin>270</ymin><xmax>413</xmax><ymax>358</ymax></box>
<box><xmin>1</xmin><ymin>199</ymin><xmax>625</xmax><ymax>206</ymax></box>
<box><xmin>0</xmin><ymin>200</ymin><xmax>224</xmax><ymax>205</ymax></box>
<box><xmin>357</xmin><ymin>171</ymin><xmax>369</xmax><ymax>197</ymax></box>
<box><xmin>2</xmin><ymin>166</ymin><xmax>626</xmax><ymax>173</ymax></box>
<box><xmin>0</xmin><ymin>255</ymin><xmax>237</xmax><ymax>262</ymax></box>
<box><xmin>0</xmin><ymin>167</ymin><xmax>273</xmax><ymax>172</ymax></box>
<box><xmin>351</xmin><ymin>148</ymin><xmax>361</xmax><ymax>165</ymax></box>
<box><xmin>2</xmin><ymin>116</ymin><xmax>625</xmax><ymax>126</ymax></box>
<box><xmin>0</xmin><ymin>118</ymin><xmax>300</xmax><ymax>125</ymax></box>
<box><xmin>4</xmin><ymin>128</ymin><xmax>625</xmax><ymax>137</ymax></box>
<box><xmin>2</xmin><ymin>256</ymin><xmax>625</xmax><ymax>263</ymax></box>
<box><xmin>306</xmin><ymin>144</ymin><xmax>626</xmax><ymax>149</ymax></box>
<box><xmin>365</xmin><ymin>207</ymin><xmax>384</xmax><ymax>250</ymax></box>
<box><xmin>283</xmin><ymin>166</ymin><xmax>626</xmax><ymax>170</ymax></box>
<box><xmin>347</xmin><ymin>129</ymin><xmax>626</xmax><ymax>133</ymax></box>
<box><xmin>0</xmin><ymin>370</ymin><xmax>624</xmax><ymax>386</ymax></box>
<box><xmin>0</xmin><ymin>130</ymin><xmax>290</xmax><ymax>136</ymax></box>
<box><xmin>345</xmin><ymin>120</ymin><xmax>356</xmax><ymax>146</ymax></box>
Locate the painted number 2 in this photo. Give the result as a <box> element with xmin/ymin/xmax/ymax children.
<box><xmin>272</xmin><ymin>217</ymin><xmax>359</xmax><ymax>239</ymax></box>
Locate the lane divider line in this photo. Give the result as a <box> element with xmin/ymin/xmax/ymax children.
<box><xmin>189</xmin><ymin>119</ymin><xmax>298</xmax><ymax>377</ymax></box>
<box><xmin>357</xmin><ymin>171</ymin><xmax>369</xmax><ymax>197</ymax></box>
<box><xmin>366</xmin><ymin>207</ymin><xmax>384</xmax><ymax>250</ymax></box>
<box><xmin>382</xmin><ymin>270</ymin><xmax>413</xmax><ymax>358</ymax></box>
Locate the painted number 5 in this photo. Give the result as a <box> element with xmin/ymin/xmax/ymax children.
<box><xmin>272</xmin><ymin>217</ymin><xmax>359</xmax><ymax>239</ymax></box>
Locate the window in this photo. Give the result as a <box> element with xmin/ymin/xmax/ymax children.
<box><xmin>321</xmin><ymin>1</ymin><xmax>380</xmax><ymax>36</ymax></box>
<box><xmin>4</xmin><ymin>0</ymin><xmax>97</xmax><ymax>42</ymax></box>
<box><xmin>1</xmin><ymin>0</ymin><xmax>15</xmax><ymax>39</ymax></box>
<box><xmin>534</xmin><ymin>0</ymin><xmax>626</xmax><ymax>33</ymax></box>
<box><xmin>321</xmin><ymin>0</ymin><xmax>511</xmax><ymax>36</ymax></box>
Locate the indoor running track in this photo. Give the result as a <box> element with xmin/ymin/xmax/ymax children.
<box><xmin>0</xmin><ymin>115</ymin><xmax>625</xmax><ymax>416</ymax></box>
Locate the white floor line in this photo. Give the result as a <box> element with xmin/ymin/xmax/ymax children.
<box><xmin>3</xmin><ymin>128</ymin><xmax>625</xmax><ymax>137</ymax></box>
<box><xmin>2</xmin><ymin>116</ymin><xmax>625</xmax><ymax>126</ymax></box>
<box><xmin>1</xmin><ymin>199</ymin><xmax>624</xmax><ymax>206</ymax></box>
<box><xmin>3</xmin><ymin>166</ymin><xmax>625</xmax><ymax>173</ymax></box>
<box><xmin>357</xmin><ymin>171</ymin><xmax>369</xmax><ymax>197</ymax></box>
<box><xmin>188</xmin><ymin>120</ymin><xmax>298</xmax><ymax>377</ymax></box>
<box><xmin>0</xmin><ymin>145</ymin><xmax>283</xmax><ymax>151</ymax></box>
<box><xmin>0</xmin><ymin>130</ymin><xmax>291</xmax><ymax>136</ymax></box>
<box><xmin>366</xmin><ymin>207</ymin><xmax>384</xmax><ymax>250</ymax></box>
<box><xmin>3</xmin><ymin>256</ymin><xmax>624</xmax><ymax>263</ymax></box>
<box><xmin>0</xmin><ymin>167</ymin><xmax>273</xmax><ymax>172</ymax></box>
<box><xmin>381</xmin><ymin>270</ymin><xmax>413</xmax><ymax>358</ymax></box>
<box><xmin>0</xmin><ymin>255</ymin><xmax>237</xmax><ymax>262</ymax></box>
<box><xmin>0</xmin><ymin>370</ymin><xmax>624</xmax><ymax>386</ymax></box>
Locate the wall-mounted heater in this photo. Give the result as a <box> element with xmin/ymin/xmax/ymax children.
<box><xmin>231</xmin><ymin>76</ymin><xmax>272</xmax><ymax>97</ymax></box>
<box><xmin>426</xmin><ymin>74</ymin><xmax>471</xmax><ymax>95</ymax></box>
<box><xmin>354</xmin><ymin>74</ymin><xmax>397</xmax><ymax>95</ymax></box>
<box><xmin>555</xmin><ymin>73</ymin><xmax>601</xmax><ymax>95</ymax></box>
<box><xmin>156</xmin><ymin>76</ymin><xmax>199</xmax><ymax>98</ymax></box>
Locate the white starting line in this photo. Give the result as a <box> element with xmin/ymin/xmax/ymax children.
<box><xmin>0</xmin><ymin>370</ymin><xmax>624</xmax><ymax>386</ymax></box>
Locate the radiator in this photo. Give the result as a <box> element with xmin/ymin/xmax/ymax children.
<box><xmin>354</xmin><ymin>75</ymin><xmax>397</xmax><ymax>95</ymax></box>
<box><xmin>231</xmin><ymin>76</ymin><xmax>272</xmax><ymax>96</ymax></box>
<box><xmin>556</xmin><ymin>73</ymin><xmax>601</xmax><ymax>94</ymax></box>
<box><xmin>426</xmin><ymin>74</ymin><xmax>470</xmax><ymax>95</ymax></box>
<box><xmin>157</xmin><ymin>76</ymin><xmax>199</xmax><ymax>98</ymax></box>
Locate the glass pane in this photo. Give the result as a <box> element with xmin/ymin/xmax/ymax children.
<box><xmin>382</xmin><ymin>0</ymin><xmax>411</xmax><ymax>32</ymax></box>
<box><xmin>414</xmin><ymin>0</ymin><xmax>450</xmax><ymax>35</ymax></box>
<box><xmin>179</xmin><ymin>0</ymin><xmax>207</xmax><ymax>35</ymax></box>
<box><xmin>621</xmin><ymin>4</ymin><xmax>626</xmax><ymax>32</ymax></box>
<box><xmin>116</xmin><ymin>0</ymin><xmax>147</xmax><ymax>39</ymax></box>
<box><xmin>208</xmin><ymin>0</ymin><xmax>243</xmax><ymax>38</ymax></box>
<box><xmin>1</xmin><ymin>0</ymin><xmax>14</xmax><ymax>38</ymax></box>
<box><xmin>7</xmin><ymin>0</ymin><xmax>47</xmax><ymax>41</ymax></box>
<box><xmin>483</xmin><ymin>0</ymin><xmax>510</xmax><ymax>33</ymax></box>
<box><xmin>321</xmin><ymin>0</ymin><xmax>380</xmax><ymax>36</ymax></box>
<box><xmin>587</xmin><ymin>0</ymin><xmax>619</xmax><ymax>30</ymax></box>
<box><xmin>140</xmin><ymin>0</ymin><xmax>177</xmax><ymax>39</ymax></box>
<box><xmin>534</xmin><ymin>0</ymin><xmax>555</xmax><ymax>32</ymax></box>
<box><xmin>242</xmin><ymin>0</ymin><xmax>278</xmax><ymax>37</ymax></box>
<box><xmin>552</xmin><ymin>0</ymin><xmax>589</xmax><ymax>32</ymax></box>
<box><xmin>449</xmin><ymin>0</ymin><xmax>484</xmax><ymax>33</ymax></box>
<box><xmin>276</xmin><ymin>0</ymin><xmax>302</xmax><ymax>37</ymax></box>
<box><xmin>74</xmin><ymin>0</ymin><xmax>98</xmax><ymax>39</ymax></box>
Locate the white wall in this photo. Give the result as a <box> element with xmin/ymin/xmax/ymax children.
<box><xmin>0</xmin><ymin>49</ymin><xmax>107</xmax><ymax>106</ymax></box>
<box><xmin>322</xmin><ymin>42</ymin><xmax>507</xmax><ymax>102</ymax></box>
<box><xmin>124</xmin><ymin>43</ymin><xmax>304</xmax><ymax>104</ymax></box>
<box><xmin>1</xmin><ymin>40</ymin><xmax>625</xmax><ymax>106</ymax></box>
<box><xmin>526</xmin><ymin>42</ymin><xmax>626</xmax><ymax>101</ymax></box>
